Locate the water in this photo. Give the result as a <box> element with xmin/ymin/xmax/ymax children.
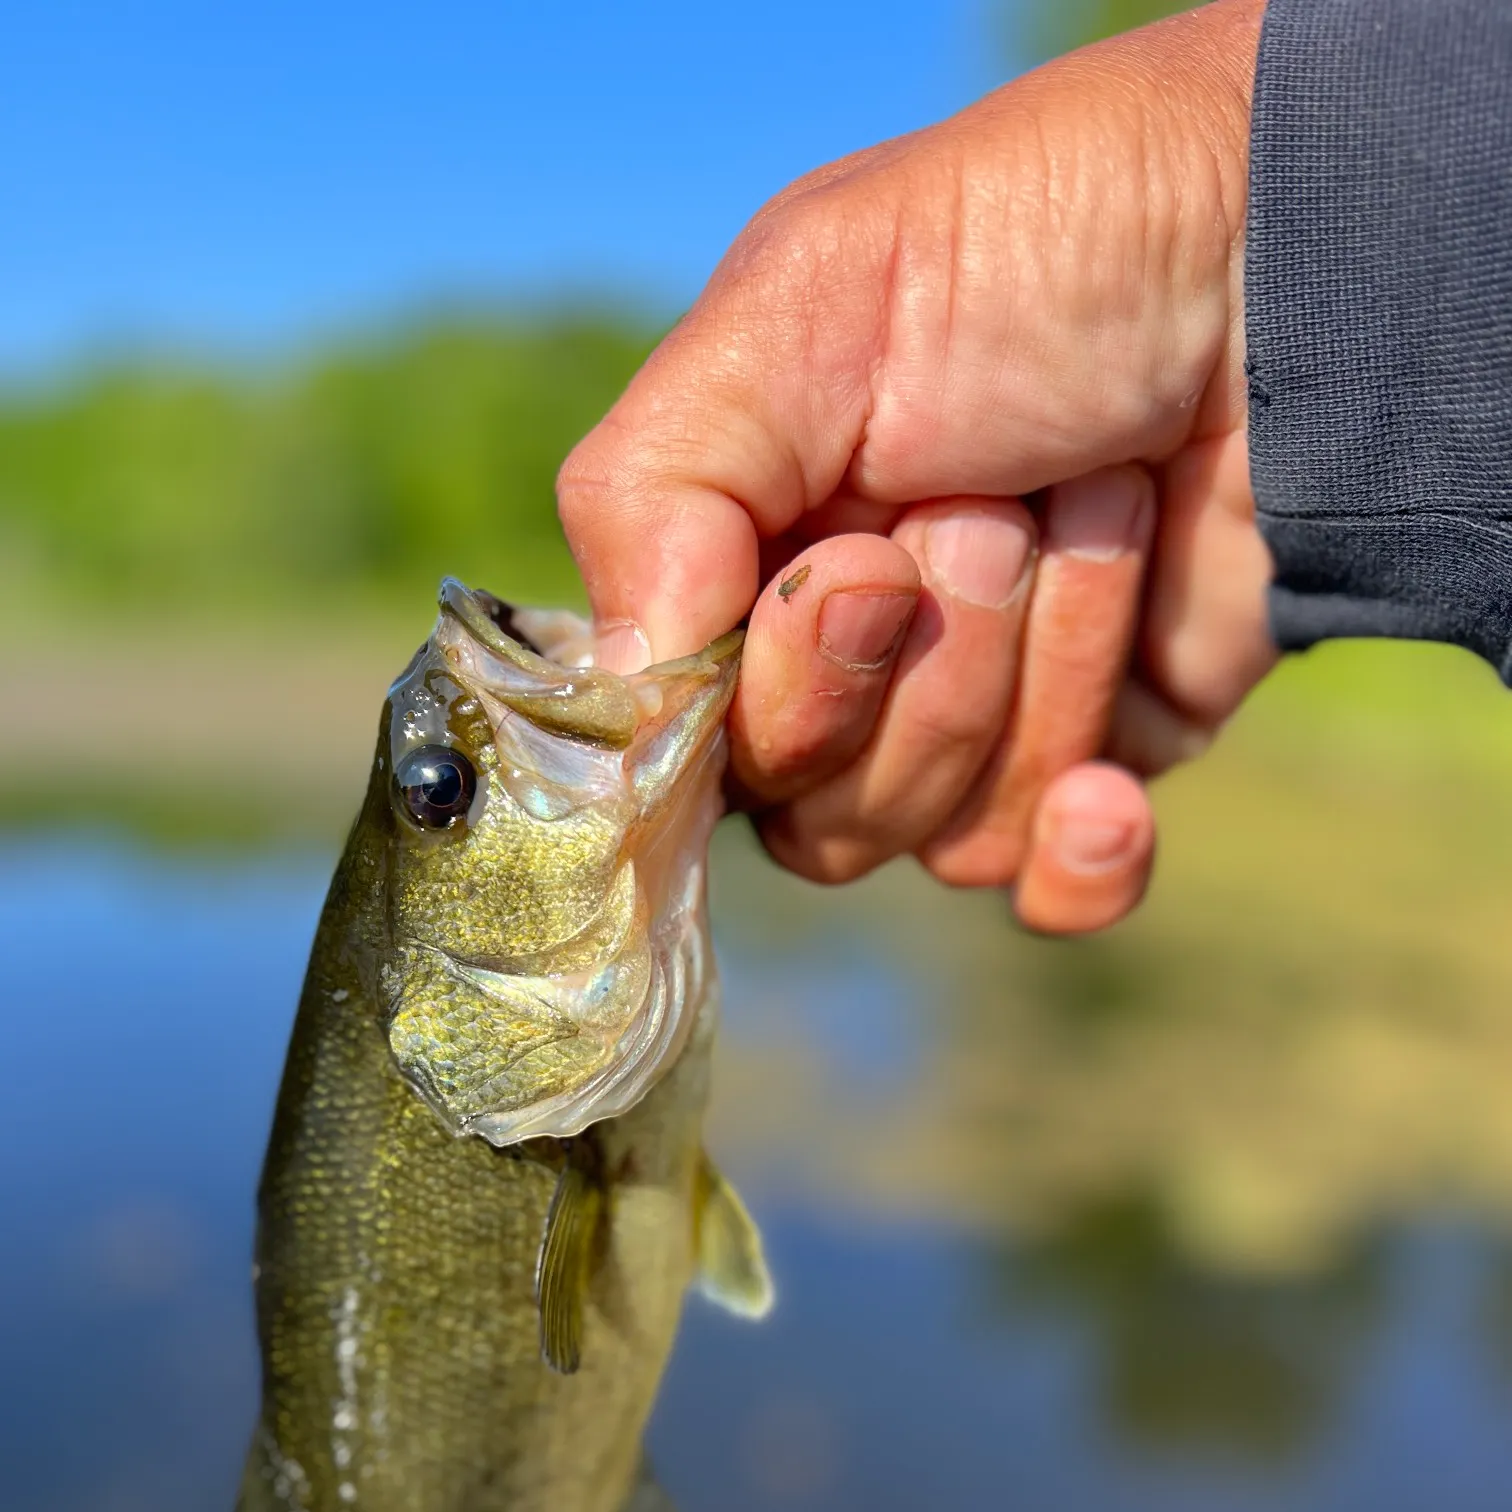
<box><xmin>7</xmin><ymin>836</ymin><xmax>1512</xmax><ymax>1511</ymax></box>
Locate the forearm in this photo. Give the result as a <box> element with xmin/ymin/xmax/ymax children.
<box><xmin>1246</xmin><ymin>0</ymin><xmax>1512</xmax><ymax>676</ymax></box>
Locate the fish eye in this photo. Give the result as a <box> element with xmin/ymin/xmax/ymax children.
<box><xmin>394</xmin><ymin>745</ymin><xmax>478</xmax><ymax>830</ymax></box>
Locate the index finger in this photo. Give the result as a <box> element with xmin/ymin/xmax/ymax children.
<box><xmin>554</xmin><ymin>208</ymin><xmax>892</xmax><ymax>663</ymax></box>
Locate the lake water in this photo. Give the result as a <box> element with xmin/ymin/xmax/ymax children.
<box><xmin>7</xmin><ymin>834</ymin><xmax>1512</xmax><ymax>1511</ymax></box>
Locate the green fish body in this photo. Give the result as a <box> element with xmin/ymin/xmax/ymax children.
<box><xmin>238</xmin><ymin>584</ymin><xmax>770</xmax><ymax>1512</ymax></box>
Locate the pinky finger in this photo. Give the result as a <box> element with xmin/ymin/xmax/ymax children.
<box><xmin>1012</xmin><ymin>762</ymin><xmax>1156</xmax><ymax>936</ymax></box>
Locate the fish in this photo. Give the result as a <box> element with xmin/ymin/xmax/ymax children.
<box><xmin>237</xmin><ymin>579</ymin><xmax>772</xmax><ymax>1512</ymax></box>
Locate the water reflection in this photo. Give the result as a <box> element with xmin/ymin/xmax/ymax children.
<box><xmin>981</xmin><ymin>1197</ymin><xmax>1386</xmax><ymax>1458</ymax></box>
<box><xmin>10</xmin><ymin>795</ymin><xmax>1512</xmax><ymax>1507</ymax></box>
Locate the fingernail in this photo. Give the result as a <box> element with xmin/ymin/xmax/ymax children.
<box><xmin>1052</xmin><ymin>810</ymin><xmax>1138</xmax><ymax>875</ymax></box>
<box><xmin>1048</xmin><ymin>469</ymin><xmax>1146</xmax><ymax>563</ymax></box>
<box><xmin>594</xmin><ymin>618</ymin><xmax>651</xmax><ymax>674</ymax></box>
<box><xmin>817</xmin><ymin>590</ymin><xmax>916</xmax><ymax>671</ymax></box>
<box><xmin>924</xmin><ymin>513</ymin><xmax>1032</xmax><ymax>609</ymax></box>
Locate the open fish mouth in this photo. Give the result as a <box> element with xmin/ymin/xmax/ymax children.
<box><xmin>460</xmin><ymin>588</ymin><xmax>551</xmax><ymax>658</ymax></box>
<box><xmin>442</xmin><ymin>580</ymin><xmax>583</xmax><ymax>660</ymax></box>
<box><xmin>379</xmin><ymin>580</ymin><xmax>742</xmax><ymax>1145</ymax></box>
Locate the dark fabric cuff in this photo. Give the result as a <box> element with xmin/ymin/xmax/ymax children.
<box><xmin>1245</xmin><ymin>0</ymin><xmax>1512</xmax><ymax>680</ymax></box>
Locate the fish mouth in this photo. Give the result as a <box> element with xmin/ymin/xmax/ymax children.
<box><xmin>433</xmin><ymin>577</ymin><xmax>742</xmax><ymax>754</ymax></box>
<box><xmin>440</xmin><ymin>579</ymin><xmax>554</xmax><ymax>664</ymax></box>
<box><xmin>438</xmin><ymin>576</ymin><xmax>744</xmax><ymax>684</ymax></box>
<box><xmin>434</xmin><ymin>579</ymin><xmax>639</xmax><ymax>749</ymax></box>
<box><xmin>381</xmin><ymin>581</ymin><xmax>743</xmax><ymax>1145</ymax></box>
<box><xmin>470</xmin><ymin>589</ymin><xmax>545</xmax><ymax>657</ymax></box>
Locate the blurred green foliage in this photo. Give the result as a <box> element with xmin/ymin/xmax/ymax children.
<box><xmin>0</xmin><ymin>1</ymin><xmax>1217</xmax><ymax>622</ymax></box>
<box><xmin>0</xmin><ymin>315</ymin><xmax>660</xmax><ymax>617</ymax></box>
<box><xmin>1012</xmin><ymin>0</ymin><xmax>1197</xmax><ymax>65</ymax></box>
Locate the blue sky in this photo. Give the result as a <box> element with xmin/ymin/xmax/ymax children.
<box><xmin>1</xmin><ymin>0</ymin><xmax>1016</xmax><ymax>374</ymax></box>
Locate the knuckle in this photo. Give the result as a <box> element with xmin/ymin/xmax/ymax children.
<box><xmin>556</xmin><ymin>437</ymin><xmax>667</xmax><ymax>548</ymax></box>
<box><xmin>727</xmin><ymin>739</ymin><xmax>827</xmax><ymax>813</ymax></box>
<box><xmin>556</xmin><ymin>397</ymin><xmax>690</xmax><ymax>525</ymax></box>
<box><xmin>732</xmin><ymin>203</ymin><xmax>842</xmax><ymax>319</ymax></box>
<box><xmin>1106</xmin><ymin>681</ymin><xmax>1217</xmax><ymax>778</ymax></box>
<box><xmin>905</xmin><ymin>696</ymin><xmax>1004</xmax><ymax>755</ymax></box>
<box><xmin>919</xmin><ymin>831</ymin><xmax>1026</xmax><ymax>891</ymax></box>
<box><xmin>756</xmin><ymin>813</ymin><xmax>878</xmax><ymax>887</ymax></box>
<box><xmin>554</xmin><ymin>435</ymin><xmax>615</xmax><ymax>532</ymax></box>
<box><xmin>754</xmin><ymin>710</ymin><xmax>869</xmax><ymax>792</ymax></box>
<box><xmin>717</xmin><ymin>178</ymin><xmax>896</xmax><ymax>346</ymax></box>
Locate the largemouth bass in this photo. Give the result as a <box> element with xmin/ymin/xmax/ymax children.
<box><xmin>239</xmin><ymin>580</ymin><xmax>771</xmax><ymax>1512</ymax></box>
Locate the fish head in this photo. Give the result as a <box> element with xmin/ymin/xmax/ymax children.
<box><xmin>372</xmin><ymin>578</ymin><xmax>740</xmax><ymax>1145</ymax></box>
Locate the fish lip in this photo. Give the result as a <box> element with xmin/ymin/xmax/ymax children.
<box><xmin>439</xmin><ymin>575</ymin><xmax>744</xmax><ymax>689</ymax></box>
<box><xmin>430</xmin><ymin>577</ymin><xmax>743</xmax><ymax>758</ymax></box>
<box><xmin>438</xmin><ymin>577</ymin><xmax>541</xmax><ymax>661</ymax></box>
<box><xmin>434</xmin><ymin>578</ymin><xmax>642</xmax><ymax>749</ymax></box>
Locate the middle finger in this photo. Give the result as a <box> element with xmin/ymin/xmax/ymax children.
<box><xmin>919</xmin><ymin>465</ymin><xmax>1154</xmax><ymax>887</ymax></box>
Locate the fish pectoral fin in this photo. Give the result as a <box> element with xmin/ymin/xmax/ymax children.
<box><xmin>536</xmin><ymin>1152</ymin><xmax>603</xmax><ymax>1375</ymax></box>
<box><xmin>693</xmin><ymin>1150</ymin><xmax>775</xmax><ymax>1320</ymax></box>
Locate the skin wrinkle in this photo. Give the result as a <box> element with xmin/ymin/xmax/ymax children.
<box><xmin>805</xmin><ymin>191</ymin><xmax>898</xmax><ymax>509</ymax></box>
<box><xmin>878</xmin><ymin>145</ymin><xmax>962</xmax><ymax>488</ymax></box>
<box><xmin>645</xmin><ymin>298</ymin><xmax>806</xmax><ymax>536</ymax></box>
<box><xmin>1160</xmin><ymin>128</ymin><xmax>1243</xmax><ymax>444</ymax></box>
<box><xmin>1042</xmin><ymin>113</ymin><xmax>1156</xmax><ymax>466</ymax></box>
<box><xmin>1052</xmin><ymin>21</ymin><xmax>1247</xmax><ymax>460</ymax></box>
<box><xmin>958</xmin><ymin>143</ymin><xmax>1024</xmax><ymax>465</ymax></box>
<box><xmin>571</xmin><ymin>478</ymin><xmax>761</xmax><ymax>646</ymax></box>
<box><xmin>838</xmin><ymin>183</ymin><xmax>905</xmax><ymax>502</ymax></box>
<box><xmin>866</xmin><ymin>74</ymin><xmax>1215</xmax><ymax>503</ymax></box>
<box><xmin>940</xmin><ymin>140</ymin><xmax>965</xmax><ymax>404</ymax></box>
<box><xmin>870</xmin><ymin>115</ymin><xmax>1046</xmax><ymax>497</ymax></box>
<box><xmin>555</xmin><ymin>0</ymin><xmax>1269</xmax><ymax>927</ymax></box>
<box><xmin>721</xmin><ymin>196</ymin><xmax>882</xmax><ymax>517</ymax></box>
<box><xmin>1117</xmin><ymin>90</ymin><xmax>1202</xmax><ymax>462</ymax></box>
<box><xmin>1005</xmin><ymin>124</ymin><xmax>1072</xmax><ymax>452</ymax></box>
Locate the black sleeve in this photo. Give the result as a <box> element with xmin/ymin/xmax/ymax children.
<box><xmin>1245</xmin><ymin>0</ymin><xmax>1512</xmax><ymax>679</ymax></box>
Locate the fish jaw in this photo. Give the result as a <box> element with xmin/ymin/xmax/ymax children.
<box><xmin>378</xmin><ymin>582</ymin><xmax>740</xmax><ymax>1145</ymax></box>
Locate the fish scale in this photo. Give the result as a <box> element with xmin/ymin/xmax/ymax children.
<box><xmin>237</xmin><ymin>582</ymin><xmax>770</xmax><ymax>1512</ymax></box>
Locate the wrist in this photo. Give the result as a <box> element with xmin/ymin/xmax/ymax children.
<box><xmin>1190</xmin><ymin>0</ymin><xmax>1267</xmax><ymax>251</ymax></box>
<box><xmin>1085</xmin><ymin>0</ymin><xmax>1266</xmax><ymax>434</ymax></box>
<box><xmin>1044</xmin><ymin>0</ymin><xmax>1265</xmax><ymax>447</ymax></box>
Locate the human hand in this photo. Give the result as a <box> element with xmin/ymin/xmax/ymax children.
<box><xmin>558</xmin><ymin>0</ymin><xmax>1276</xmax><ymax>932</ymax></box>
